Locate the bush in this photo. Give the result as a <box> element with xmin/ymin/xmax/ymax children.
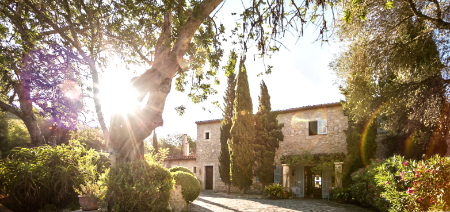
<box><xmin>349</xmin><ymin>155</ymin><xmax>450</xmax><ymax>212</ymax></box>
<box><xmin>171</xmin><ymin>171</ymin><xmax>201</xmax><ymax>203</ymax></box>
<box><xmin>331</xmin><ymin>188</ymin><xmax>352</xmax><ymax>203</ymax></box>
<box><xmin>107</xmin><ymin>160</ymin><xmax>174</xmax><ymax>211</ymax></box>
<box><xmin>0</xmin><ymin>140</ymin><xmax>107</xmax><ymax>212</ymax></box>
<box><xmin>169</xmin><ymin>166</ymin><xmax>194</xmax><ymax>175</ymax></box>
<box><xmin>349</xmin><ymin>158</ymin><xmax>387</xmax><ymax>209</ymax></box>
<box><xmin>264</xmin><ymin>183</ymin><xmax>283</xmax><ymax>197</ymax></box>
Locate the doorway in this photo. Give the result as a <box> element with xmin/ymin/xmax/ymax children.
<box><xmin>205</xmin><ymin>166</ymin><xmax>213</xmax><ymax>190</ymax></box>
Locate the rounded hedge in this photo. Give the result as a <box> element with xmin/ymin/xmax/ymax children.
<box><xmin>169</xmin><ymin>166</ymin><xmax>194</xmax><ymax>175</ymax></box>
<box><xmin>171</xmin><ymin>171</ymin><xmax>201</xmax><ymax>203</ymax></box>
<box><xmin>107</xmin><ymin>160</ymin><xmax>174</xmax><ymax>211</ymax></box>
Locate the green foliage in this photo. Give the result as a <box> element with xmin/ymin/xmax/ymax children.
<box><xmin>342</xmin><ymin>116</ymin><xmax>377</xmax><ymax>186</ymax></box>
<box><xmin>169</xmin><ymin>166</ymin><xmax>194</xmax><ymax>176</ymax></box>
<box><xmin>106</xmin><ymin>160</ymin><xmax>174</xmax><ymax>211</ymax></box>
<box><xmin>349</xmin><ymin>155</ymin><xmax>450</xmax><ymax>211</ymax></box>
<box><xmin>144</xmin><ymin>145</ymin><xmax>169</xmax><ymax>165</ymax></box>
<box><xmin>331</xmin><ymin>188</ymin><xmax>352</xmax><ymax>203</ymax></box>
<box><xmin>153</xmin><ymin>133</ymin><xmax>196</xmax><ymax>156</ymax></box>
<box><xmin>0</xmin><ymin>140</ymin><xmax>107</xmax><ymax>212</ymax></box>
<box><xmin>254</xmin><ymin>81</ymin><xmax>284</xmax><ymax>187</ymax></box>
<box><xmin>264</xmin><ymin>183</ymin><xmax>283</xmax><ymax>197</ymax></box>
<box><xmin>333</xmin><ymin>5</ymin><xmax>449</xmax><ymax>159</ymax></box>
<box><xmin>229</xmin><ymin>58</ymin><xmax>254</xmax><ymax>194</ymax></box>
<box><xmin>171</xmin><ymin>171</ymin><xmax>201</xmax><ymax>204</ymax></box>
<box><xmin>0</xmin><ymin>113</ymin><xmax>31</xmax><ymax>158</ymax></box>
<box><xmin>219</xmin><ymin>50</ymin><xmax>237</xmax><ymax>189</ymax></box>
<box><xmin>283</xmin><ymin>150</ymin><xmax>345</xmax><ymax>176</ymax></box>
<box><xmin>69</xmin><ymin>128</ymin><xmax>106</xmax><ymax>151</ymax></box>
<box><xmin>74</xmin><ymin>149</ymin><xmax>110</xmax><ymax>203</ymax></box>
<box><xmin>350</xmin><ymin>158</ymin><xmax>387</xmax><ymax>210</ymax></box>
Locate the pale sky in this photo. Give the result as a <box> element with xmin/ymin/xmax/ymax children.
<box><xmin>99</xmin><ymin>1</ymin><xmax>344</xmax><ymax>140</ymax></box>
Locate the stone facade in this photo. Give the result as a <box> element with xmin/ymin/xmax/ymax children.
<box><xmin>194</xmin><ymin>102</ymin><xmax>348</xmax><ymax>194</ymax></box>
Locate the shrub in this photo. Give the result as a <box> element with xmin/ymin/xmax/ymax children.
<box><xmin>171</xmin><ymin>171</ymin><xmax>201</xmax><ymax>203</ymax></box>
<box><xmin>350</xmin><ymin>155</ymin><xmax>450</xmax><ymax>212</ymax></box>
<box><xmin>107</xmin><ymin>160</ymin><xmax>174</xmax><ymax>211</ymax></box>
<box><xmin>264</xmin><ymin>183</ymin><xmax>283</xmax><ymax>197</ymax></box>
<box><xmin>169</xmin><ymin>166</ymin><xmax>194</xmax><ymax>175</ymax></box>
<box><xmin>331</xmin><ymin>188</ymin><xmax>352</xmax><ymax>203</ymax></box>
<box><xmin>0</xmin><ymin>140</ymin><xmax>107</xmax><ymax>212</ymax></box>
<box><xmin>349</xmin><ymin>158</ymin><xmax>387</xmax><ymax>210</ymax></box>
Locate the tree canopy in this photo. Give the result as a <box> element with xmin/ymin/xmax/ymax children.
<box><xmin>332</xmin><ymin>0</ymin><xmax>450</xmax><ymax>159</ymax></box>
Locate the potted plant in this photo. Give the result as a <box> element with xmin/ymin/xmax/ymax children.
<box><xmin>264</xmin><ymin>183</ymin><xmax>283</xmax><ymax>200</ymax></box>
<box><xmin>74</xmin><ymin>154</ymin><xmax>109</xmax><ymax>211</ymax></box>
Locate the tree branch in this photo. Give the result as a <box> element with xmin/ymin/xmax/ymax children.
<box><xmin>406</xmin><ymin>0</ymin><xmax>450</xmax><ymax>30</ymax></box>
<box><xmin>172</xmin><ymin>0</ymin><xmax>224</xmax><ymax>66</ymax></box>
<box><xmin>0</xmin><ymin>99</ymin><xmax>22</xmax><ymax>119</ymax></box>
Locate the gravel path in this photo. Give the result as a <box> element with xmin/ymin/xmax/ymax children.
<box><xmin>190</xmin><ymin>191</ymin><xmax>372</xmax><ymax>212</ymax></box>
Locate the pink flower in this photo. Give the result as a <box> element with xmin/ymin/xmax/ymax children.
<box><xmin>407</xmin><ymin>187</ymin><xmax>413</xmax><ymax>194</ymax></box>
<box><xmin>418</xmin><ymin>198</ymin><xmax>422</xmax><ymax>201</ymax></box>
<box><xmin>386</xmin><ymin>181</ymin><xmax>389</xmax><ymax>185</ymax></box>
<box><xmin>401</xmin><ymin>171</ymin><xmax>404</xmax><ymax>180</ymax></box>
<box><xmin>404</xmin><ymin>161</ymin><xmax>409</xmax><ymax>166</ymax></box>
<box><xmin>426</xmin><ymin>169</ymin><xmax>430</xmax><ymax>172</ymax></box>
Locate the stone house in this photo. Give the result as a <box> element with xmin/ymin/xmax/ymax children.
<box><xmin>168</xmin><ymin>102</ymin><xmax>348</xmax><ymax>199</ymax></box>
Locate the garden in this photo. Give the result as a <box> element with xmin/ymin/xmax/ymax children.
<box><xmin>0</xmin><ymin>141</ymin><xmax>201</xmax><ymax>212</ymax></box>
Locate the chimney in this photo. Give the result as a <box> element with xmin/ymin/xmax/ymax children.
<box><xmin>183</xmin><ymin>134</ymin><xmax>189</xmax><ymax>156</ymax></box>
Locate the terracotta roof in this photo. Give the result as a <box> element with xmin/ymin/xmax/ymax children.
<box><xmin>195</xmin><ymin>102</ymin><xmax>342</xmax><ymax>124</ymax></box>
<box><xmin>165</xmin><ymin>154</ymin><xmax>197</xmax><ymax>161</ymax></box>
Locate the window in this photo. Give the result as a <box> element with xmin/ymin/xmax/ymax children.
<box><xmin>309</xmin><ymin>120</ymin><xmax>327</xmax><ymax>135</ymax></box>
<box><xmin>218</xmin><ymin>165</ymin><xmax>221</xmax><ymax>180</ymax></box>
<box><xmin>204</xmin><ymin>131</ymin><xmax>211</xmax><ymax>140</ymax></box>
<box><xmin>194</xmin><ymin>167</ymin><xmax>197</xmax><ymax>173</ymax></box>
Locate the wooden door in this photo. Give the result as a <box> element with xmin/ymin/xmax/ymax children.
<box><xmin>205</xmin><ymin>166</ymin><xmax>213</xmax><ymax>190</ymax></box>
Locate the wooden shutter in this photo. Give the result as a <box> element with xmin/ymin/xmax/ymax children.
<box><xmin>274</xmin><ymin>166</ymin><xmax>281</xmax><ymax>183</ymax></box>
<box><xmin>318</xmin><ymin>120</ymin><xmax>327</xmax><ymax>134</ymax></box>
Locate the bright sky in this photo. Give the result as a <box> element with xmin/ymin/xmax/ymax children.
<box><xmin>99</xmin><ymin>0</ymin><xmax>344</xmax><ymax>140</ymax></box>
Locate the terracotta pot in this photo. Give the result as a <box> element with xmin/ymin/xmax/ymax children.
<box><xmin>78</xmin><ymin>195</ymin><xmax>98</xmax><ymax>211</ymax></box>
<box><xmin>282</xmin><ymin>191</ymin><xmax>288</xmax><ymax>199</ymax></box>
<box><xmin>271</xmin><ymin>195</ymin><xmax>277</xmax><ymax>200</ymax></box>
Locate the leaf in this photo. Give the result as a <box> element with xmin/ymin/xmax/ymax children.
<box><xmin>343</xmin><ymin>9</ymin><xmax>352</xmax><ymax>23</ymax></box>
<box><xmin>385</xmin><ymin>1</ymin><xmax>394</xmax><ymax>9</ymax></box>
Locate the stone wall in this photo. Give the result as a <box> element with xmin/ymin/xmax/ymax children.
<box><xmin>168</xmin><ymin>185</ymin><xmax>188</xmax><ymax>212</ymax></box>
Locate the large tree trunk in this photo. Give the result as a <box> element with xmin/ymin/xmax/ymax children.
<box><xmin>107</xmin><ymin>0</ymin><xmax>224</xmax><ymax>163</ymax></box>
<box><xmin>16</xmin><ymin>71</ymin><xmax>46</xmax><ymax>147</ymax></box>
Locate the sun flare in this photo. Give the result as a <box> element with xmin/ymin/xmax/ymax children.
<box><xmin>101</xmin><ymin>74</ymin><xmax>139</xmax><ymax>114</ymax></box>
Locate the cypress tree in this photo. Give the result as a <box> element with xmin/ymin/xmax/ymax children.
<box><xmin>254</xmin><ymin>81</ymin><xmax>284</xmax><ymax>191</ymax></box>
<box><xmin>218</xmin><ymin>50</ymin><xmax>237</xmax><ymax>194</ymax></box>
<box><xmin>229</xmin><ymin>56</ymin><xmax>254</xmax><ymax>196</ymax></box>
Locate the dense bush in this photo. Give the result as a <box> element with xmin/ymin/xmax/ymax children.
<box><xmin>0</xmin><ymin>140</ymin><xmax>107</xmax><ymax>212</ymax></box>
<box><xmin>331</xmin><ymin>188</ymin><xmax>352</xmax><ymax>203</ymax></box>
<box><xmin>264</xmin><ymin>183</ymin><xmax>283</xmax><ymax>197</ymax></box>
<box><xmin>171</xmin><ymin>171</ymin><xmax>201</xmax><ymax>203</ymax></box>
<box><xmin>169</xmin><ymin>166</ymin><xmax>194</xmax><ymax>175</ymax></box>
<box><xmin>107</xmin><ymin>160</ymin><xmax>174</xmax><ymax>211</ymax></box>
<box><xmin>350</xmin><ymin>158</ymin><xmax>387</xmax><ymax>209</ymax></box>
<box><xmin>349</xmin><ymin>155</ymin><xmax>450</xmax><ymax>212</ymax></box>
